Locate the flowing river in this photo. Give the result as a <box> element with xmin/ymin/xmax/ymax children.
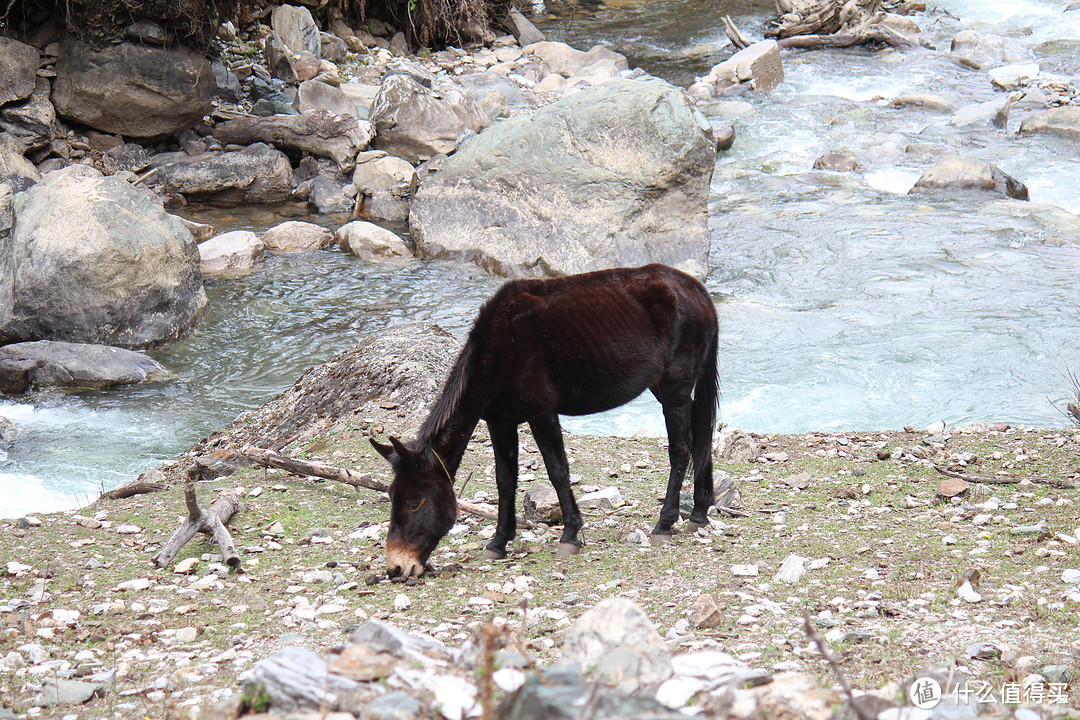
<box><xmin>3</xmin><ymin>0</ymin><xmax>1080</xmax><ymax>516</ymax></box>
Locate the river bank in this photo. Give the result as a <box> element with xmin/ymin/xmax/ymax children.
<box><xmin>2</xmin><ymin>411</ymin><xmax>1079</xmax><ymax>717</ymax></box>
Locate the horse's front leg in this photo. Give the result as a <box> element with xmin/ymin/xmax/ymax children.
<box><xmin>528</xmin><ymin>415</ymin><xmax>583</xmax><ymax>557</ymax></box>
<box><xmin>482</xmin><ymin>420</ymin><xmax>519</xmax><ymax>560</ymax></box>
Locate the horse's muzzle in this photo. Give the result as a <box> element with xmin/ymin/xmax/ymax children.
<box><xmin>386</xmin><ymin>540</ymin><xmax>426</xmax><ymax>578</ymax></box>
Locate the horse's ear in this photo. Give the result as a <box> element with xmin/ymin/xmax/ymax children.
<box><xmin>370</xmin><ymin>438</ymin><xmax>396</xmax><ymax>461</ymax></box>
<box><xmin>389</xmin><ymin>436</ymin><xmax>423</xmax><ymax>466</ymax></box>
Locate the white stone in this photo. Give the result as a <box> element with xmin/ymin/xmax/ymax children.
<box><xmin>115</xmin><ymin>578</ymin><xmax>152</xmax><ymax>592</ymax></box>
<box><xmin>335</xmin><ymin>221</ymin><xmax>412</xmax><ymax>261</ymax></box>
<box><xmin>707</xmin><ymin>41</ymin><xmax>783</xmax><ymax>92</ymax></box>
<box><xmin>578</xmin><ymin>486</ymin><xmax>623</xmax><ymax>509</ymax></box>
<box><xmin>199</xmin><ymin>230</ymin><xmax>265</xmax><ymax>275</ymax></box>
<box><xmin>656</xmin><ymin>676</ymin><xmax>704</xmax><ymax>708</ymax></box>
<box><xmin>394</xmin><ymin>594</ymin><xmax>411</xmax><ymax>612</ymax></box>
<box><xmin>731</xmin><ymin>564</ymin><xmax>759</xmax><ymax>577</ymax></box>
<box><xmin>957</xmin><ymin>581</ymin><xmax>982</xmax><ymax>603</ymax></box>
<box><xmin>1062</xmin><ymin>569</ymin><xmax>1080</xmax><ymax>584</ymax></box>
<box><xmin>493</xmin><ymin>667</ymin><xmax>526</xmax><ymax>692</ymax></box>
<box><xmin>773</xmin><ymin>554</ymin><xmax>806</xmax><ymax>584</ymax></box>
<box><xmin>6</xmin><ymin>561</ymin><xmax>32</xmax><ymax>575</ymax></box>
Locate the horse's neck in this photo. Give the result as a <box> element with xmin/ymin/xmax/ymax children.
<box><xmin>420</xmin><ymin>409</ymin><xmax>481</xmax><ymax>478</ymax></box>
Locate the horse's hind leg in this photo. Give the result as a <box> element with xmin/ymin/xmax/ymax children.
<box><xmin>483</xmin><ymin>420</ymin><xmax>519</xmax><ymax>560</ymax></box>
<box><xmin>528</xmin><ymin>415</ymin><xmax>583</xmax><ymax>557</ymax></box>
<box><xmin>653</xmin><ymin>391</ymin><xmax>693</xmax><ymax>541</ymax></box>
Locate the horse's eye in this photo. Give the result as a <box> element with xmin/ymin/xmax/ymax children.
<box><xmin>405</xmin><ymin>498</ymin><xmax>427</xmax><ymax>513</ymax></box>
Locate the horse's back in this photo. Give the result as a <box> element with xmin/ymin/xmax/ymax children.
<box><xmin>476</xmin><ymin>265</ymin><xmax>716</xmax><ymax>418</ymax></box>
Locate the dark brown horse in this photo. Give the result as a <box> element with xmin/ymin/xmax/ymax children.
<box><xmin>371</xmin><ymin>264</ymin><xmax>719</xmax><ymax>578</ymax></box>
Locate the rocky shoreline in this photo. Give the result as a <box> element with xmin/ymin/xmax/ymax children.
<box><xmin>3</xmin><ymin>322</ymin><xmax>1080</xmax><ymax>719</ymax></box>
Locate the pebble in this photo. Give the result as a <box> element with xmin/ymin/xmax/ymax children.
<box><xmin>114</xmin><ymin>578</ymin><xmax>152</xmax><ymax>592</ymax></box>
<box><xmin>394</xmin><ymin>594</ymin><xmax>411</xmax><ymax>611</ymax></box>
<box><xmin>1062</xmin><ymin>569</ymin><xmax>1080</xmax><ymax>584</ymax></box>
<box><xmin>173</xmin><ymin>558</ymin><xmax>199</xmax><ymax>574</ymax></box>
<box><xmin>731</xmin><ymin>564</ymin><xmax>759</xmax><ymax>577</ymax></box>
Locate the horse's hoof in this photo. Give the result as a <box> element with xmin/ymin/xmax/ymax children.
<box><xmin>649</xmin><ymin>533</ymin><xmax>673</xmax><ymax>545</ymax></box>
<box><xmin>685</xmin><ymin>521</ymin><xmax>706</xmax><ymax>534</ymax></box>
<box><xmin>556</xmin><ymin>543</ymin><xmax>581</xmax><ymax>558</ymax></box>
<box><xmin>481</xmin><ymin>548</ymin><xmax>507</xmax><ymax>561</ymax></box>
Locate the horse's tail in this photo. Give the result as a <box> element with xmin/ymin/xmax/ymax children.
<box><xmin>691</xmin><ymin>326</ymin><xmax>719</xmax><ymax>501</ymax></box>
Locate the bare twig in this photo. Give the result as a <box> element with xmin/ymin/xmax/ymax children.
<box><xmin>802</xmin><ymin>612</ymin><xmax>874</xmax><ymax>720</ymax></box>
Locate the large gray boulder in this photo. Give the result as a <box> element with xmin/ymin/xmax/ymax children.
<box><xmin>1</xmin><ymin>166</ymin><xmax>208</xmax><ymax>349</ymax></box>
<box><xmin>410</xmin><ymin>77</ymin><xmax>716</xmax><ymax>278</ymax></box>
<box><xmin>0</xmin><ymin>341</ymin><xmax>170</xmax><ymax>393</ymax></box>
<box><xmin>0</xmin><ymin>38</ymin><xmax>39</xmax><ymax>106</ymax></box>
<box><xmin>369</xmin><ymin>73</ymin><xmax>490</xmax><ymax>164</ymax></box>
<box><xmin>52</xmin><ymin>39</ymin><xmax>214</xmax><ymax>137</ymax></box>
<box><xmin>153</xmin><ymin>143</ymin><xmax>293</xmax><ymax>204</ymax></box>
<box><xmin>212</xmin><ymin>111</ymin><xmax>373</xmax><ymax>172</ymax></box>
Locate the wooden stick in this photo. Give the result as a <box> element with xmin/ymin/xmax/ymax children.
<box><xmin>153</xmin><ymin>479</ymin><xmax>240</xmax><ymax>569</ymax></box>
<box><xmin>240</xmin><ymin>446</ymin><xmax>533</xmax><ymax>529</ymax></box>
<box><xmin>722</xmin><ymin>15</ymin><xmax>751</xmax><ymax>49</ymax></box>
<box><xmin>934</xmin><ymin>465</ymin><xmax>1074</xmax><ymax>490</ymax></box>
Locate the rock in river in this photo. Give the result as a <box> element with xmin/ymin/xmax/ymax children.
<box><xmin>909</xmin><ymin>154</ymin><xmax>1028</xmax><ymax>200</ymax></box>
<box><xmin>0</xmin><ymin>341</ymin><xmax>170</xmax><ymax>393</ymax></box>
<box><xmin>410</xmin><ymin>77</ymin><xmax>716</xmax><ymax>278</ymax></box>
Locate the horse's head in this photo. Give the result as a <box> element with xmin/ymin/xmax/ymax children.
<box><xmin>370</xmin><ymin>437</ymin><xmax>457</xmax><ymax>578</ymax></box>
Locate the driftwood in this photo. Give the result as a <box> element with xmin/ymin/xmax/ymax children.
<box><xmin>153</xmin><ymin>479</ymin><xmax>240</xmax><ymax>569</ymax></box>
<box><xmin>241</xmin><ymin>446</ymin><xmax>534</xmax><ymax>529</ymax></box>
<box><xmin>934</xmin><ymin>464</ymin><xmax>1075</xmax><ymax>490</ymax></box>
<box><xmin>768</xmin><ymin>0</ymin><xmax>917</xmax><ymax>50</ymax></box>
<box><xmin>777</xmin><ymin>21</ymin><xmax>916</xmax><ymax>49</ymax></box>
<box><xmin>100</xmin><ymin>477</ymin><xmax>169</xmax><ymax>500</ymax></box>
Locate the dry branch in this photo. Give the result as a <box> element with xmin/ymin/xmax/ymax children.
<box><xmin>723</xmin><ymin>15</ymin><xmax>751</xmax><ymax>50</ymax></box>
<box><xmin>153</xmin><ymin>480</ymin><xmax>240</xmax><ymax>569</ymax></box>
<box><xmin>240</xmin><ymin>446</ymin><xmax>534</xmax><ymax>529</ymax></box>
<box><xmin>933</xmin><ymin>464</ymin><xmax>1075</xmax><ymax>490</ymax></box>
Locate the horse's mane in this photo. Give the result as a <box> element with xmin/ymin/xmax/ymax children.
<box><xmin>415</xmin><ymin>293</ymin><xmax>500</xmax><ymax>453</ymax></box>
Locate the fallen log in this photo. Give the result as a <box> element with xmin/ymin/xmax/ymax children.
<box><xmin>241</xmin><ymin>446</ymin><xmax>534</xmax><ymax>529</ymax></box>
<box><xmin>153</xmin><ymin>478</ymin><xmax>240</xmax><ymax>569</ymax></box>
<box><xmin>934</xmin><ymin>464</ymin><xmax>1075</xmax><ymax>490</ymax></box>
<box><xmin>100</xmin><ymin>477</ymin><xmax>168</xmax><ymax>500</ymax></box>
